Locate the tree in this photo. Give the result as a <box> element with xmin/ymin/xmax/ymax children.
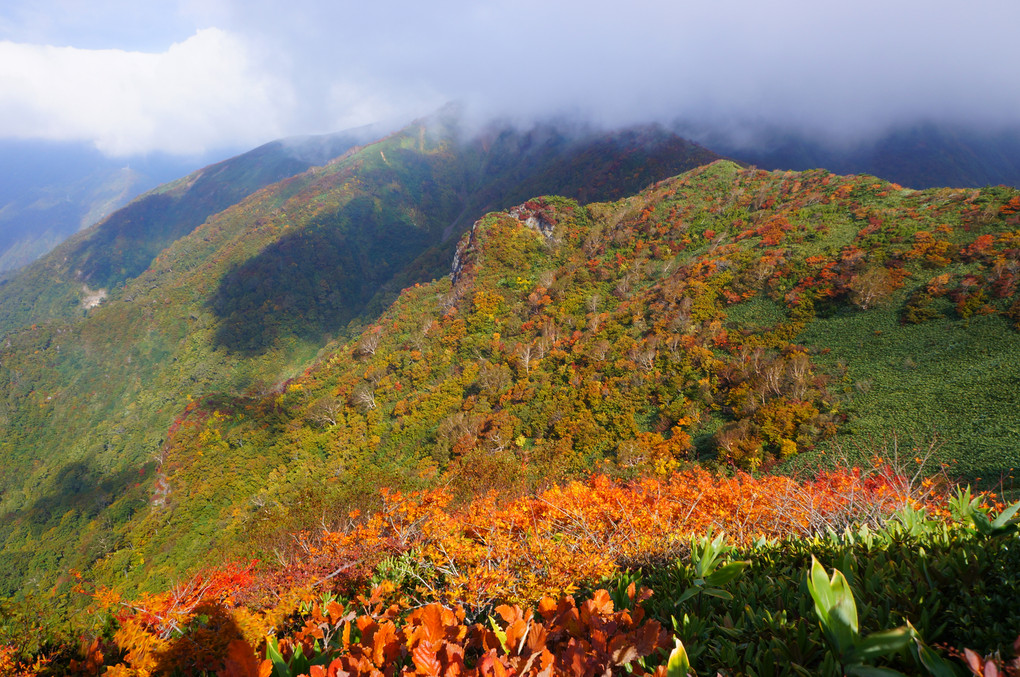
<box><xmin>307</xmin><ymin>395</ymin><xmax>344</xmax><ymax>428</ymax></box>
<box><xmin>514</xmin><ymin>342</ymin><xmax>535</xmax><ymax>376</ymax></box>
<box><xmin>848</xmin><ymin>267</ymin><xmax>893</xmax><ymax>310</ymax></box>
<box><xmin>355</xmin><ymin>330</ymin><xmax>381</xmax><ymax>358</ymax></box>
<box><xmin>351</xmin><ymin>384</ymin><xmax>376</xmax><ymax>412</ymax></box>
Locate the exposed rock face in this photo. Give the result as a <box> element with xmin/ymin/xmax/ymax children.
<box><xmin>508</xmin><ymin>203</ymin><xmax>555</xmax><ymax>239</ymax></box>
<box><xmin>451</xmin><ymin>201</ymin><xmax>556</xmax><ymax>284</ymax></box>
<box><xmin>80</xmin><ymin>284</ymin><xmax>107</xmax><ymax>309</ymax></box>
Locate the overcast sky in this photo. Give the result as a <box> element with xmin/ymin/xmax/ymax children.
<box><xmin>1</xmin><ymin>0</ymin><xmax>1018</xmax><ymax>157</ymax></box>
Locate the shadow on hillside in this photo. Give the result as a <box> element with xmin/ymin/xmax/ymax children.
<box><xmin>0</xmin><ymin>459</ymin><xmax>150</xmax><ymax>595</ymax></box>
<box><xmin>208</xmin><ymin>196</ymin><xmax>434</xmax><ymax>355</ymax></box>
<box><xmin>153</xmin><ymin>601</ymin><xmax>249</xmax><ymax>672</ymax></box>
<box><xmin>6</xmin><ymin>461</ymin><xmax>149</xmax><ymax>534</ymax></box>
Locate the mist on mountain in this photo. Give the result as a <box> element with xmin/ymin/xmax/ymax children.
<box><xmin>677</xmin><ymin>120</ymin><xmax>1020</xmax><ymax>190</ymax></box>
<box><xmin>0</xmin><ymin>140</ymin><xmax>226</xmax><ymax>277</ymax></box>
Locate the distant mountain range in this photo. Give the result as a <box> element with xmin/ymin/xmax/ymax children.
<box><xmin>691</xmin><ymin>121</ymin><xmax>1020</xmax><ymax>190</ymax></box>
<box><xmin>0</xmin><ymin>140</ymin><xmax>207</xmax><ymax>277</ymax></box>
<box><xmin>0</xmin><ymin>128</ymin><xmax>391</xmax><ymax>281</ymax></box>
<box><xmin>3</xmin><ymin>119</ymin><xmax>1019</xmax><ymax>282</ymax></box>
<box><xmin>0</xmin><ymin>129</ymin><xmax>382</xmax><ymax>334</ymax></box>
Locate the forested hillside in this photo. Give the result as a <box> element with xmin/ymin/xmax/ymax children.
<box><xmin>133</xmin><ymin>160</ymin><xmax>1019</xmax><ymax>584</ymax></box>
<box><xmin>0</xmin><ymin>130</ymin><xmax>373</xmax><ymax>335</ymax></box>
<box><xmin>0</xmin><ymin>115</ymin><xmax>722</xmax><ymax>604</ymax></box>
<box><xmin>1</xmin><ymin>157</ymin><xmax>1019</xmax><ymax>675</ymax></box>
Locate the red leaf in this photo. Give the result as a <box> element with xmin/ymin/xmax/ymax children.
<box><xmin>964</xmin><ymin>649</ymin><xmax>983</xmax><ymax>675</ymax></box>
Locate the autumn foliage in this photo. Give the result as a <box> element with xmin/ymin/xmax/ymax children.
<box><xmin>72</xmin><ymin>462</ymin><xmax>941</xmax><ymax>674</ymax></box>
<box><xmin>5</xmin><ymin>163</ymin><xmax>1020</xmax><ymax>674</ymax></box>
<box><xmin>292</xmin><ymin>463</ymin><xmax>929</xmax><ymax>608</ymax></box>
<box><xmin>0</xmin><ymin>645</ymin><xmax>48</xmax><ymax>676</ymax></box>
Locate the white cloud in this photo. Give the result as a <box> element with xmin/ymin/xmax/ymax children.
<box><xmin>3</xmin><ymin>1</ymin><xmax>1020</xmax><ymax>156</ymax></box>
<box><xmin>0</xmin><ymin>28</ymin><xmax>288</xmax><ymax>155</ymax></box>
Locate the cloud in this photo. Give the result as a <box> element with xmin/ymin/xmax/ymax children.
<box><xmin>211</xmin><ymin>0</ymin><xmax>1020</xmax><ymax>146</ymax></box>
<box><xmin>0</xmin><ymin>28</ymin><xmax>287</xmax><ymax>155</ymax></box>
<box><xmin>2</xmin><ymin>0</ymin><xmax>1020</xmax><ymax>156</ymax></box>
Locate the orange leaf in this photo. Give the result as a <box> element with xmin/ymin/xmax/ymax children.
<box><xmin>588</xmin><ymin>589</ymin><xmax>614</xmax><ymax>616</ymax></box>
<box><xmin>417</xmin><ymin>604</ymin><xmax>451</xmax><ymax>643</ymax></box>
<box><xmin>504</xmin><ymin>619</ymin><xmax>529</xmax><ymax>654</ymax></box>
<box><xmin>537</xmin><ymin>597</ymin><xmax>558</xmax><ymax>622</ymax></box>
<box><xmin>326</xmin><ymin>600</ymin><xmax>346</xmax><ymax>623</ymax></box>
<box><xmin>607</xmin><ymin>633</ymin><xmax>639</xmax><ymax>667</ymax></box>
<box><xmin>412</xmin><ymin>643</ymin><xmax>442</xmax><ymax>676</ymax></box>
<box><xmin>371</xmin><ymin>621</ymin><xmax>400</xmax><ymax>667</ymax></box>
<box><xmin>476</xmin><ymin>650</ymin><xmax>508</xmax><ymax>677</ymax></box>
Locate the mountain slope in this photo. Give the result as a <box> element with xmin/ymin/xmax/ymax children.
<box><xmin>0</xmin><ymin>115</ymin><xmax>723</xmax><ymax>598</ymax></box>
<box><xmin>209</xmin><ymin>121</ymin><xmax>725</xmax><ymax>354</ymax></box>
<box><xmin>0</xmin><ymin>130</ymin><xmax>373</xmax><ymax>335</ymax></box>
<box><xmin>121</xmin><ymin>161</ymin><xmax>1020</xmax><ymax>589</ymax></box>
<box><xmin>0</xmin><ymin>140</ymin><xmax>214</xmax><ymax>278</ymax></box>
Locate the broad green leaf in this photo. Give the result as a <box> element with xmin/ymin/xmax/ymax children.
<box><xmin>827</xmin><ymin>568</ymin><xmax>859</xmax><ymax>637</ymax></box>
<box><xmin>489</xmin><ymin>616</ymin><xmax>509</xmax><ymax>653</ymax></box>
<box><xmin>807</xmin><ymin>556</ymin><xmax>859</xmax><ymax>655</ymax></box>
<box><xmin>991</xmin><ymin>500</ymin><xmax>1020</xmax><ymax>529</ymax></box>
<box><xmin>692</xmin><ymin>531</ymin><xmax>728</xmax><ymax>577</ymax></box>
<box><xmin>666</xmin><ymin>637</ymin><xmax>692</xmax><ymax>677</ymax></box>
<box><xmin>266</xmin><ymin>637</ymin><xmax>290</xmax><ymax>677</ymax></box>
<box><xmin>972</xmin><ymin>511</ymin><xmax>993</xmax><ymax>535</ymax></box>
<box><xmin>807</xmin><ymin>556</ymin><xmax>837</xmax><ymax>627</ymax></box>
<box><xmin>289</xmin><ymin>642</ymin><xmax>310</xmax><ymax>677</ymax></box>
<box><xmin>705</xmin><ymin>560</ymin><xmax>750</xmax><ymax>587</ymax></box>
<box><xmin>856</xmin><ymin>627</ymin><xmax>911</xmax><ymax>660</ymax></box>
<box><xmin>913</xmin><ymin>637</ymin><xmax>961</xmax><ymax>677</ymax></box>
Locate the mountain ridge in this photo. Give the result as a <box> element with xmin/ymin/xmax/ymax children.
<box><xmin>12</xmin><ymin>157</ymin><xmax>1014</xmax><ymax>599</ymax></box>
<box><xmin>0</xmin><ymin>115</ymin><xmax>725</xmax><ymax>598</ymax></box>
<box><xmin>0</xmin><ymin>129</ymin><xmax>378</xmax><ymax>335</ymax></box>
<box><xmin>697</xmin><ymin>121</ymin><xmax>1020</xmax><ymax>189</ymax></box>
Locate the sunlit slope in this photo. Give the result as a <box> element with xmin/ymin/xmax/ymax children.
<box><xmin>122</xmin><ymin>162</ymin><xmax>1020</xmax><ymax>591</ymax></box>
<box><xmin>0</xmin><ymin>117</ymin><xmax>722</xmax><ymax>597</ymax></box>
<box><xmin>0</xmin><ymin>131</ymin><xmax>368</xmax><ymax>336</ymax></box>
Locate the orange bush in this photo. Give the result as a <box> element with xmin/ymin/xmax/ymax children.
<box><xmin>93</xmin><ymin>463</ymin><xmax>939</xmax><ymax>672</ymax></box>
<box><xmin>252</xmin><ymin>583</ymin><xmax>668</xmax><ymax>677</ymax></box>
<box><xmin>298</xmin><ymin>464</ymin><xmax>933</xmax><ymax>607</ymax></box>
